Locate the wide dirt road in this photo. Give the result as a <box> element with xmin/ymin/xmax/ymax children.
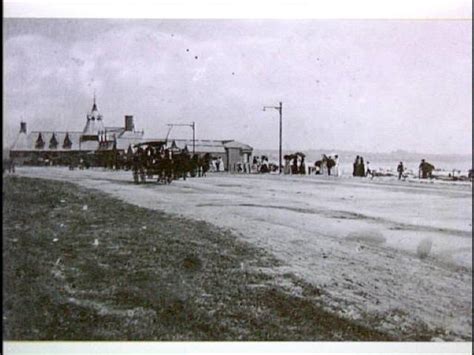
<box><xmin>15</xmin><ymin>167</ymin><xmax>472</xmax><ymax>340</ymax></box>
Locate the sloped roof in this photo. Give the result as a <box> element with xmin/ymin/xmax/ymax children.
<box><xmin>118</xmin><ymin>130</ymin><xmax>144</xmax><ymax>139</ymax></box>
<box><xmin>170</xmin><ymin>139</ymin><xmax>226</xmax><ymax>153</ymax></box>
<box><xmin>83</xmin><ymin>118</ymin><xmax>105</xmax><ymax>135</ymax></box>
<box><xmin>187</xmin><ymin>145</ymin><xmax>226</xmax><ymax>154</ymax></box>
<box><xmin>223</xmin><ymin>140</ymin><xmax>253</xmax><ymax>151</ymax></box>
<box><xmin>105</xmin><ymin>126</ymin><xmax>125</xmax><ymax>133</ymax></box>
<box><xmin>83</xmin><ymin>96</ymin><xmax>105</xmax><ymax>134</ymax></box>
<box><xmin>116</xmin><ymin>136</ymin><xmax>146</xmax><ymax>150</ymax></box>
<box><xmin>171</xmin><ymin>139</ymin><xmax>225</xmax><ymax>147</ymax></box>
<box><xmin>11</xmin><ymin>131</ymin><xmax>99</xmax><ymax>152</ymax></box>
<box><xmin>10</xmin><ymin>132</ymin><xmax>29</xmax><ymax>150</ymax></box>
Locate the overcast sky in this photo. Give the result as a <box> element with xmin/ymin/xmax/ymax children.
<box><xmin>3</xmin><ymin>19</ymin><xmax>472</xmax><ymax>154</ymax></box>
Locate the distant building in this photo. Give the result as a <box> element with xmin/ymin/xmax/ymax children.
<box><xmin>9</xmin><ymin>97</ymin><xmax>253</xmax><ymax>171</ymax></box>
<box><xmin>164</xmin><ymin>138</ymin><xmax>253</xmax><ymax>171</ymax></box>
<box><xmin>9</xmin><ymin>97</ymin><xmax>144</xmax><ymax>166</ymax></box>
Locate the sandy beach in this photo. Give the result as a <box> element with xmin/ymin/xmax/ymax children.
<box><xmin>13</xmin><ymin>167</ymin><xmax>472</xmax><ymax>340</ymax></box>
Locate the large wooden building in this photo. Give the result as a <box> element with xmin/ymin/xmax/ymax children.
<box><xmin>9</xmin><ymin>97</ymin><xmax>144</xmax><ymax>166</ymax></box>
<box><xmin>9</xmin><ymin>98</ymin><xmax>253</xmax><ymax>171</ymax></box>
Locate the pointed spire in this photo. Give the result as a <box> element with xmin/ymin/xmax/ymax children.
<box><xmin>92</xmin><ymin>90</ymin><xmax>98</xmax><ymax>112</ymax></box>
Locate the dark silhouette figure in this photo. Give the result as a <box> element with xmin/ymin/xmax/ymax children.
<box><xmin>358</xmin><ymin>157</ymin><xmax>366</xmax><ymax>177</ymax></box>
<box><xmin>292</xmin><ymin>156</ymin><xmax>298</xmax><ymax>175</ymax></box>
<box><xmin>299</xmin><ymin>157</ymin><xmax>306</xmax><ymax>175</ymax></box>
<box><xmin>419</xmin><ymin>159</ymin><xmax>434</xmax><ymax>179</ymax></box>
<box><xmin>353</xmin><ymin>156</ymin><xmax>359</xmax><ymax>176</ymax></box>
<box><xmin>397</xmin><ymin>162</ymin><xmax>404</xmax><ymax>180</ymax></box>
<box><xmin>326</xmin><ymin>156</ymin><xmax>335</xmax><ymax>176</ymax></box>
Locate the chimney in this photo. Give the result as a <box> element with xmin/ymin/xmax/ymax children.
<box><xmin>20</xmin><ymin>121</ymin><xmax>27</xmax><ymax>133</ymax></box>
<box><xmin>124</xmin><ymin>115</ymin><xmax>134</xmax><ymax>132</ymax></box>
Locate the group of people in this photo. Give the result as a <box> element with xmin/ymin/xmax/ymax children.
<box><xmin>351</xmin><ymin>157</ymin><xmax>436</xmax><ymax>180</ymax></box>
<box><xmin>283</xmin><ymin>154</ymin><xmax>307</xmax><ymax>175</ymax></box>
<box><xmin>418</xmin><ymin>159</ymin><xmax>435</xmax><ymax>179</ymax></box>
<box><xmin>314</xmin><ymin>154</ymin><xmax>339</xmax><ymax>176</ymax></box>
<box><xmin>358</xmin><ymin>159</ymin><xmax>435</xmax><ymax>180</ymax></box>
<box><xmin>252</xmin><ymin>156</ymin><xmax>278</xmax><ymax>173</ymax></box>
<box><xmin>283</xmin><ymin>153</ymin><xmax>342</xmax><ymax>176</ymax></box>
<box><xmin>210</xmin><ymin>156</ymin><xmax>225</xmax><ymax>172</ymax></box>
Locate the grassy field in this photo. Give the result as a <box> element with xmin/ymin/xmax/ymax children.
<box><xmin>2</xmin><ymin>175</ymin><xmax>395</xmax><ymax>341</ymax></box>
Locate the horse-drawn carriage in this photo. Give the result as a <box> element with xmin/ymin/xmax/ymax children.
<box><xmin>130</xmin><ymin>141</ymin><xmax>212</xmax><ymax>184</ymax></box>
<box><xmin>131</xmin><ymin>141</ymin><xmax>174</xmax><ymax>184</ymax></box>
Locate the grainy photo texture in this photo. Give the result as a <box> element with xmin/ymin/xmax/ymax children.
<box><xmin>3</xmin><ymin>19</ymin><xmax>472</xmax><ymax>341</ymax></box>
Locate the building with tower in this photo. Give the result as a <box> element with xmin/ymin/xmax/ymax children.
<box><xmin>9</xmin><ymin>96</ymin><xmax>144</xmax><ymax>166</ymax></box>
<box><xmin>9</xmin><ymin>96</ymin><xmax>253</xmax><ymax>171</ymax></box>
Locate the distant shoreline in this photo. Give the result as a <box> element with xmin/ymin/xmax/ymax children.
<box><xmin>253</xmin><ymin>148</ymin><xmax>472</xmax><ymax>159</ymax></box>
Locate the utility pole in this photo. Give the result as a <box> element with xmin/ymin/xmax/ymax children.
<box><xmin>192</xmin><ymin>121</ymin><xmax>195</xmax><ymax>155</ymax></box>
<box><xmin>263</xmin><ymin>101</ymin><xmax>283</xmax><ymax>174</ymax></box>
<box><xmin>166</xmin><ymin>122</ymin><xmax>196</xmax><ymax>155</ymax></box>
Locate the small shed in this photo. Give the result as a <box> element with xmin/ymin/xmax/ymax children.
<box><xmin>223</xmin><ymin>141</ymin><xmax>253</xmax><ymax>172</ymax></box>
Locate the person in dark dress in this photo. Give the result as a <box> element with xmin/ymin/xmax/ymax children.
<box><xmin>397</xmin><ymin>162</ymin><xmax>404</xmax><ymax>180</ymax></box>
<box><xmin>326</xmin><ymin>156</ymin><xmax>335</xmax><ymax>176</ymax></box>
<box><xmin>292</xmin><ymin>156</ymin><xmax>298</xmax><ymax>175</ymax></box>
<box><xmin>360</xmin><ymin>157</ymin><xmax>366</xmax><ymax>177</ymax></box>
<box><xmin>353</xmin><ymin>156</ymin><xmax>359</xmax><ymax>176</ymax></box>
<box><xmin>314</xmin><ymin>160</ymin><xmax>322</xmax><ymax>175</ymax></box>
<box><xmin>299</xmin><ymin>156</ymin><xmax>306</xmax><ymax>175</ymax></box>
<box><xmin>419</xmin><ymin>159</ymin><xmax>435</xmax><ymax>179</ymax></box>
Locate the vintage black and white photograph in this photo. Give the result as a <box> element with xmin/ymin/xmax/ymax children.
<box><xmin>2</xmin><ymin>0</ymin><xmax>472</xmax><ymax>351</ymax></box>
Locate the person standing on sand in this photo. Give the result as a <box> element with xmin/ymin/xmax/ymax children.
<box><xmin>419</xmin><ymin>159</ymin><xmax>435</xmax><ymax>179</ymax></box>
<box><xmin>365</xmin><ymin>161</ymin><xmax>371</xmax><ymax>177</ymax></box>
<box><xmin>283</xmin><ymin>155</ymin><xmax>291</xmax><ymax>175</ymax></box>
<box><xmin>326</xmin><ymin>156</ymin><xmax>335</xmax><ymax>176</ymax></box>
<box><xmin>353</xmin><ymin>156</ymin><xmax>359</xmax><ymax>176</ymax></box>
<box><xmin>314</xmin><ymin>160</ymin><xmax>322</xmax><ymax>175</ymax></box>
<box><xmin>397</xmin><ymin>162</ymin><xmax>404</xmax><ymax>180</ymax></box>
<box><xmin>356</xmin><ymin>157</ymin><xmax>365</xmax><ymax>177</ymax></box>
<box><xmin>299</xmin><ymin>156</ymin><xmax>306</xmax><ymax>175</ymax></box>
<box><xmin>218</xmin><ymin>156</ymin><xmax>224</xmax><ymax>172</ymax></box>
<box><xmin>333</xmin><ymin>155</ymin><xmax>339</xmax><ymax>177</ymax></box>
<box><xmin>292</xmin><ymin>156</ymin><xmax>298</xmax><ymax>175</ymax></box>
